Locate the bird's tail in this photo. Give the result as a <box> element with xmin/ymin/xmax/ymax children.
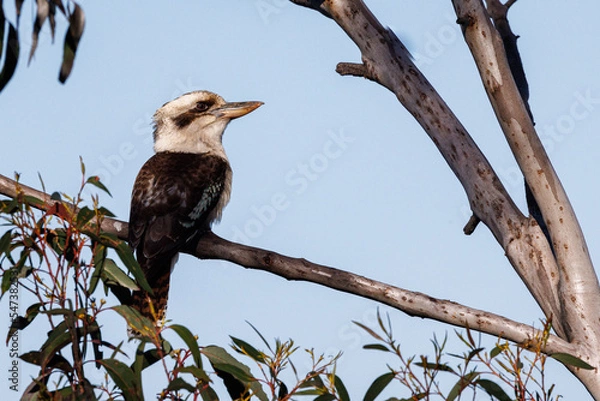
<box><xmin>131</xmin><ymin>253</ymin><xmax>178</xmax><ymax>324</ymax></box>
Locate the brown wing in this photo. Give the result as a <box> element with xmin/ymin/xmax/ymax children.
<box><xmin>128</xmin><ymin>152</ymin><xmax>229</xmax><ymax>322</ymax></box>
<box><xmin>129</xmin><ymin>152</ymin><xmax>229</xmax><ymax>259</ymax></box>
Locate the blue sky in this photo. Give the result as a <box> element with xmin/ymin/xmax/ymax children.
<box><xmin>1</xmin><ymin>1</ymin><xmax>599</xmax><ymax>399</ymax></box>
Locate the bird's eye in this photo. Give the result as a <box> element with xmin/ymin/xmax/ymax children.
<box><xmin>195</xmin><ymin>101</ymin><xmax>210</xmax><ymax>112</ymax></box>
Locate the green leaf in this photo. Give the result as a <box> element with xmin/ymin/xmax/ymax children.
<box><xmin>177</xmin><ymin>365</ymin><xmax>211</xmax><ymax>383</ymax></box>
<box><xmin>414</xmin><ymin>362</ymin><xmax>455</xmax><ymax>373</ymax></box>
<box><xmin>97</xmin><ymin>358</ymin><xmax>143</xmax><ymax>401</ymax></box>
<box><xmin>23</xmin><ymin>195</ymin><xmax>45</xmax><ymax>208</ymax></box>
<box><xmin>230</xmin><ymin>336</ymin><xmax>266</xmax><ymax>362</ymax></box>
<box><xmin>1</xmin><ymin>267</ymin><xmax>17</xmax><ymax>297</ymax></box>
<box><xmin>0</xmin><ymin>229</ymin><xmax>12</xmax><ymax>254</ymax></box>
<box><xmin>364</xmin><ymin>372</ymin><xmax>395</xmax><ymax>401</ymax></box>
<box><xmin>334</xmin><ymin>375</ymin><xmax>350</xmax><ymax>401</ymax></box>
<box><xmin>166</xmin><ymin>377</ymin><xmax>196</xmax><ymax>393</ymax></box>
<box><xmin>113</xmin><ymin>241</ymin><xmax>151</xmax><ymax>293</ymax></box>
<box><xmin>170</xmin><ymin>324</ymin><xmax>202</xmax><ymax>368</ymax></box>
<box><xmin>363</xmin><ymin>343</ymin><xmax>391</xmax><ymax>352</ymax></box>
<box><xmin>1</xmin><ymin>197</ymin><xmax>19</xmax><ymax>214</ymax></box>
<box><xmin>38</xmin><ymin>320</ymin><xmax>83</xmax><ymax>369</ymax></box>
<box><xmin>489</xmin><ymin>345</ymin><xmax>503</xmax><ymax>359</ymax></box>
<box><xmin>59</xmin><ymin>3</ymin><xmax>85</xmax><ymax>84</ymax></box>
<box><xmin>87</xmin><ymin>317</ymin><xmax>104</xmax><ymax>366</ymax></box>
<box><xmin>246</xmin><ymin>321</ymin><xmax>273</xmax><ymax>353</ymax></box>
<box><xmin>132</xmin><ymin>339</ymin><xmax>172</xmax><ymax>375</ymax></box>
<box><xmin>314</xmin><ymin>394</ymin><xmax>336</xmax><ymax>401</ymax></box>
<box><xmin>20</xmin><ymin>351</ymin><xmax>73</xmax><ymax>374</ymax></box>
<box><xmin>466</xmin><ymin>347</ymin><xmax>485</xmax><ymax>362</ymax></box>
<box><xmin>112</xmin><ymin>305</ymin><xmax>155</xmax><ymax>339</ymax></box>
<box><xmin>354</xmin><ymin>321</ymin><xmax>385</xmax><ymax>341</ymax></box>
<box><xmin>0</xmin><ymin>22</ymin><xmax>18</xmax><ymax>93</ymax></box>
<box><xmin>203</xmin><ymin>345</ymin><xmax>268</xmax><ymax>401</ymax></box>
<box><xmin>76</xmin><ymin>206</ymin><xmax>96</xmax><ymax>228</ymax></box>
<box><xmin>85</xmin><ymin>175</ymin><xmax>111</xmax><ymax>196</ymax></box>
<box><xmin>6</xmin><ymin>302</ymin><xmax>42</xmax><ymax>344</ymax></box>
<box><xmin>446</xmin><ymin>371</ymin><xmax>479</xmax><ymax>401</ymax></box>
<box><xmin>476</xmin><ymin>379</ymin><xmax>512</xmax><ymax>401</ymax></box>
<box><xmin>551</xmin><ymin>353</ymin><xmax>595</xmax><ymax>370</ymax></box>
<box><xmin>200</xmin><ymin>385</ymin><xmax>220</xmax><ymax>401</ymax></box>
<box><xmin>97</xmin><ymin>206</ymin><xmax>116</xmax><ymax>217</ymax></box>
<box><xmin>101</xmin><ymin>258</ymin><xmax>139</xmax><ymax>291</ymax></box>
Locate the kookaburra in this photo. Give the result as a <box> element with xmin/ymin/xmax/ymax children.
<box><xmin>129</xmin><ymin>90</ymin><xmax>262</xmax><ymax>322</ymax></box>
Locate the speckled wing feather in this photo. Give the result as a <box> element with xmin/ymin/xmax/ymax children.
<box><xmin>129</xmin><ymin>152</ymin><xmax>230</xmax><ymax>321</ymax></box>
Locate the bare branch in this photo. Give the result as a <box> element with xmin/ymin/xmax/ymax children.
<box><xmin>336</xmin><ymin>62</ymin><xmax>369</xmax><ymax>78</ymax></box>
<box><xmin>287</xmin><ymin>0</ymin><xmax>564</xmax><ymax>336</ymax></box>
<box><xmin>452</xmin><ymin>0</ymin><xmax>600</xmax><ymax>351</ymax></box>
<box><xmin>463</xmin><ymin>214</ymin><xmax>480</xmax><ymax>235</ymax></box>
<box><xmin>0</xmin><ymin>173</ymin><xmax>577</xmax><ymax>357</ymax></box>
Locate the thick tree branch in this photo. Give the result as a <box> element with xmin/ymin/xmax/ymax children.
<box><xmin>485</xmin><ymin>0</ymin><xmax>551</xmax><ymax>249</ymax></box>
<box><xmin>0</xmin><ymin>173</ymin><xmax>577</xmax><ymax>358</ymax></box>
<box><xmin>453</xmin><ymin>0</ymin><xmax>600</xmax><ymax>364</ymax></box>
<box><xmin>289</xmin><ymin>0</ymin><xmax>564</xmax><ymax>337</ymax></box>
<box><xmin>290</xmin><ymin>0</ymin><xmax>600</xmax><ymax>395</ymax></box>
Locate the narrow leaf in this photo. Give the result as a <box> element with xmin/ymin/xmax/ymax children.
<box><xmin>29</xmin><ymin>0</ymin><xmax>50</xmax><ymax>64</ymax></box>
<box><xmin>334</xmin><ymin>375</ymin><xmax>350</xmax><ymax>401</ymax></box>
<box><xmin>6</xmin><ymin>303</ymin><xmax>43</xmax><ymax>344</ymax></box>
<box><xmin>20</xmin><ymin>351</ymin><xmax>73</xmax><ymax>374</ymax></box>
<box><xmin>48</xmin><ymin>2</ymin><xmax>57</xmax><ymax>41</ymax></box>
<box><xmin>230</xmin><ymin>336</ymin><xmax>266</xmax><ymax>362</ymax></box>
<box><xmin>15</xmin><ymin>0</ymin><xmax>25</xmax><ymax>25</ymax></box>
<box><xmin>200</xmin><ymin>385</ymin><xmax>220</xmax><ymax>401</ymax></box>
<box><xmin>177</xmin><ymin>365</ymin><xmax>210</xmax><ymax>383</ymax></box>
<box><xmin>246</xmin><ymin>321</ymin><xmax>273</xmax><ymax>353</ymax></box>
<box><xmin>446</xmin><ymin>371</ymin><xmax>479</xmax><ymax>401</ymax></box>
<box><xmin>0</xmin><ymin>8</ymin><xmax>5</xmax><ymax>57</ymax></box>
<box><xmin>86</xmin><ymin>175</ymin><xmax>112</xmax><ymax>196</ymax></box>
<box><xmin>489</xmin><ymin>345</ymin><xmax>503</xmax><ymax>359</ymax></box>
<box><xmin>101</xmin><ymin>258</ymin><xmax>139</xmax><ymax>291</ymax></box>
<box><xmin>112</xmin><ymin>305</ymin><xmax>155</xmax><ymax>339</ymax></box>
<box><xmin>363</xmin><ymin>372</ymin><xmax>395</xmax><ymax>401</ymax></box>
<box><xmin>476</xmin><ymin>379</ymin><xmax>512</xmax><ymax>401</ymax></box>
<box><xmin>166</xmin><ymin>377</ymin><xmax>196</xmax><ymax>392</ymax></box>
<box><xmin>170</xmin><ymin>324</ymin><xmax>202</xmax><ymax>368</ymax></box>
<box><xmin>59</xmin><ymin>2</ymin><xmax>85</xmax><ymax>83</ymax></box>
<box><xmin>203</xmin><ymin>345</ymin><xmax>268</xmax><ymax>401</ymax></box>
<box><xmin>363</xmin><ymin>343</ymin><xmax>391</xmax><ymax>352</ymax></box>
<box><xmin>551</xmin><ymin>353</ymin><xmax>595</xmax><ymax>370</ymax></box>
<box><xmin>97</xmin><ymin>359</ymin><xmax>143</xmax><ymax>401</ymax></box>
<box><xmin>314</xmin><ymin>394</ymin><xmax>336</xmax><ymax>401</ymax></box>
<box><xmin>414</xmin><ymin>361</ymin><xmax>455</xmax><ymax>373</ymax></box>
<box><xmin>52</xmin><ymin>0</ymin><xmax>66</xmax><ymax>14</ymax></box>
<box><xmin>76</xmin><ymin>206</ymin><xmax>96</xmax><ymax>228</ymax></box>
<box><xmin>0</xmin><ymin>229</ymin><xmax>12</xmax><ymax>254</ymax></box>
<box><xmin>39</xmin><ymin>321</ymin><xmax>76</xmax><ymax>368</ymax></box>
<box><xmin>0</xmin><ymin>22</ymin><xmax>19</xmax><ymax>92</ymax></box>
<box><xmin>353</xmin><ymin>321</ymin><xmax>384</xmax><ymax>341</ymax></box>
<box><xmin>113</xmin><ymin>241</ymin><xmax>151</xmax><ymax>293</ymax></box>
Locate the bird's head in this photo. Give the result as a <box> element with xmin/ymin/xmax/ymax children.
<box><xmin>152</xmin><ymin>90</ymin><xmax>263</xmax><ymax>156</ymax></box>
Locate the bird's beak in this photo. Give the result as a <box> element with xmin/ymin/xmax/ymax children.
<box><xmin>212</xmin><ymin>101</ymin><xmax>263</xmax><ymax>120</ymax></box>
